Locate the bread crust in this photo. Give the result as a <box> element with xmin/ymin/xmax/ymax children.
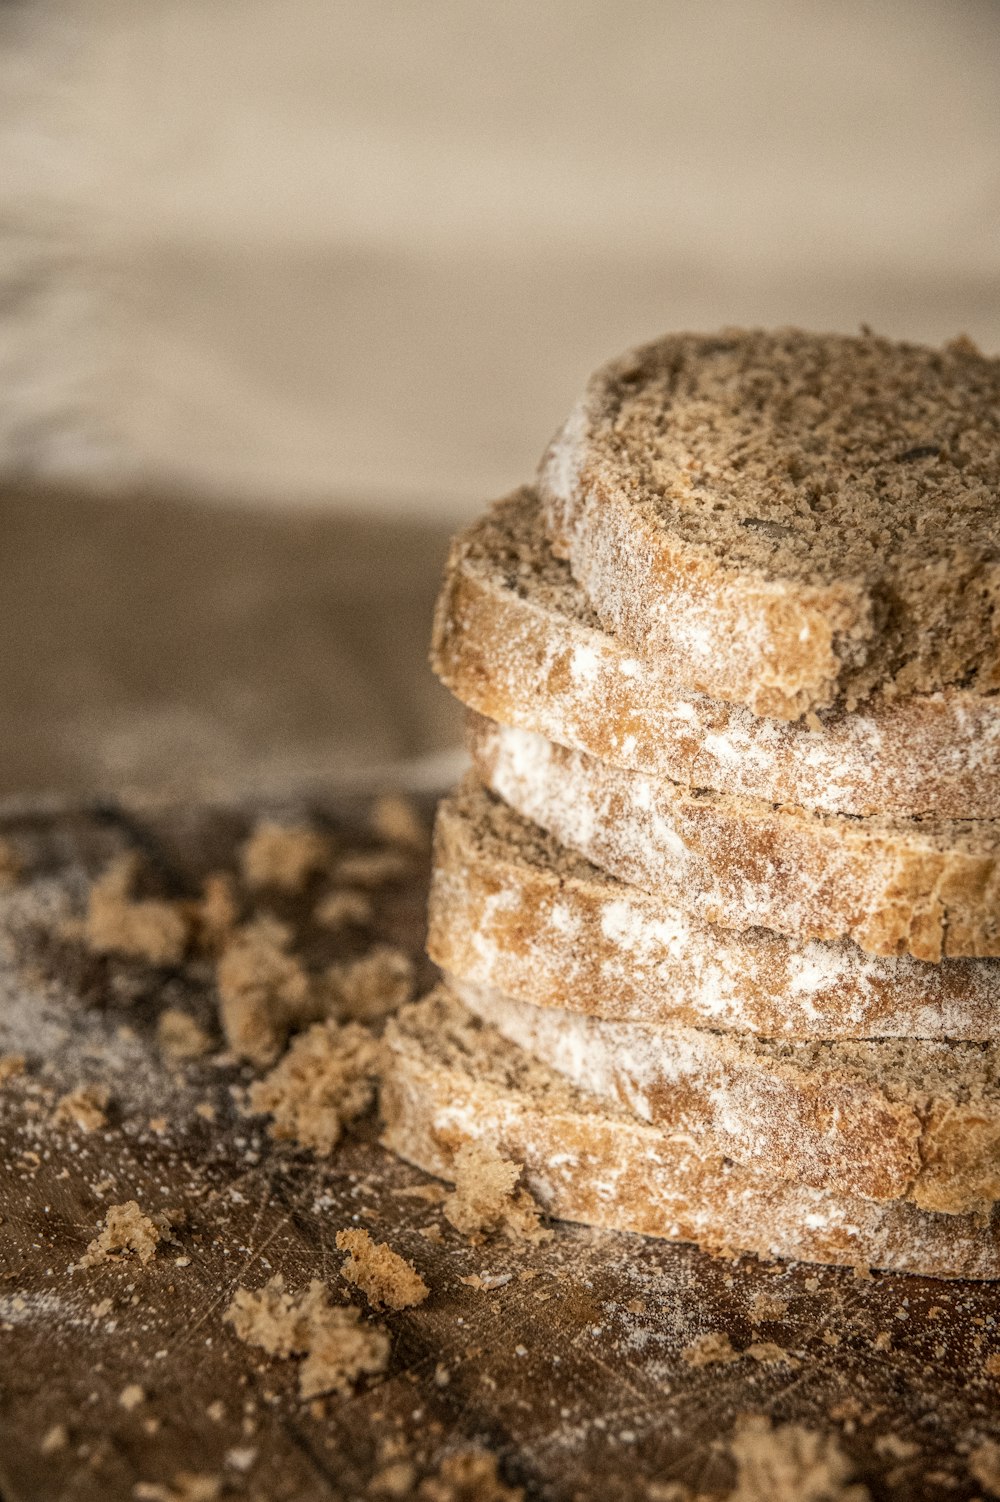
<box><xmin>382</xmin><ymin>992</ymin><xmax>1000</xmax><ymax>1279</ymax></box>
<box><xmin>456</xmin><ymin>980</ymin><xmax>1000</xmax><ymax>1214</ymax></box>
<box><xmin>539</xmin><ymin>330</ymin><xmax>1000</xmax><ymax>720</ymax></box>
<box><xmin>428</xmin><ymin>781</ymin><xmax>1000</xmax><ymax>1040</ymax></box>
<box><xmin>467</xmin><ymin>715</ymin><xmax>1000</xmax><ymax>961</ymax></box>
<box><xmin>431</xmin><ymin>488</ymin><xmax>1000</xmax><ymax>818</ymax></box>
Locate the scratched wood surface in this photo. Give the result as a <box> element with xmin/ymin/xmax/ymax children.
<box><xmin>0</xmin><ymin>795</ymin><xmax>998</xmax><ymax>1502</ymax></box>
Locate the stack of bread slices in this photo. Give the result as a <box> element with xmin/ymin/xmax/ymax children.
<box><xmin>382</xmin><ymin>328</ymin><xmax>1000</xmax><ymax>1279</ymax></box>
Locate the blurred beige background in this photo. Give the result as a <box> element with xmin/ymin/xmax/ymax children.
<box><xmin>6</xmin><ymin>0</ymin><xmax>1000</xmax><ymax>515</ymax></box>
<box><xmin>2</xmin><ymin>0</ymin><xmax>998</xmax><ymax>802</ymax></box>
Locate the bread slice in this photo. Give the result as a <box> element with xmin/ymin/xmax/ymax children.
<box><xmin>539</xmin><ymin>329</ymin><xmax>1000</xmax><ymax>720</ymax></box>
<box><xmin>381</xmin><ymin>991</ymin><xmax>1000</xmax><ymax>1278</ymax></box>
<box><xmin>429</xmin><ymin>780</ymin><xmax>1000</xmax><ymax>1040</ymax></box>
<box><xmin>467</xmin><ymin>715</ymin><xmax>1000</xmax><ymax>962</ymax></box>
<box><xmin>432</xmin><ymin>488</ymin><xmax>1000</xmax><ymax>819</ymax></box>
<box><xmin>455</xmin><ymin>979</ymin><xmax>1000</xmax><ymax>1213</ymax></box>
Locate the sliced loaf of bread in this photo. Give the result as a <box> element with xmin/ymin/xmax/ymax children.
<box><xmin>432</xmin><ymin>488</ymin><xmax>1000</xmax><ymax>817</ymax></box>
<box><xmin>467</xmin><ymin>715</ymin><xmax>1000</xmax><ymax>961</ymax></box>
<box><xmin>539</xmin><ymin>329</ymin><xmax>1000</xmax><ymax>720</ymax></box>
<box><xmin>429</xmin><ymin>781</ymin><xmax>1000</xmax><ymax>1040</ymax></box>
<box><xmin>381</xmin><ymin>991</ymin><xmax>1000</xmax><ymax>1279</ymax></box>
<box><xmin>455</xmin><ymin>979</ymin><xmax>1000</xmax><ymax>1213</ymax></box>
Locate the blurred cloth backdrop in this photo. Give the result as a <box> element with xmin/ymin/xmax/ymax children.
<box><xmin>2</xmin><ymin>0</ymin><xmax>998</xmax><ymax>799</ymax></box>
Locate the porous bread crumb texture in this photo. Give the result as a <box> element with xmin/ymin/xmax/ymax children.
<box><xmin>727</xmin><ymin>1415</ymin><xmax>869</xmax><ymax>1502</ymax></box>
<box><xmin>223</xmin><ymin>1275</ymin><xmax>389</xmax><ymax>1399</ymax></box>
<box><xmin>247</xmin><ymin>1019</ymin><xmax>381</xmax><ymax>1156</ymax></box>
<box><xmin>335</xmin><ymin>1227</ymin><xmax>429</xmax><ymax>1310</ymax></box>
<box><xmin>324</xmin><ymin>944</ymin><xmax>415</xmax><ymax>1023</ymax></box>
<box><xmin>540</xmin><ymin>328</ymin><xmax>1000</xmax><ymax>718</ymax></box>
<box><xmin>469</xmin><ymin>716</ymin><xmax>1000</xmax><ymax>960</ymax></box>
<box><xmin>443</xmin><ymin>1141</ymin><xmax>550</xmax><ymax>1243</ymax></box>
<box><xmin>681</xmin><ymin>1331</ymin><xmax>738</xmax><ymax>1367</ymax></box>
<box><xmin>80</xmin><ymin>1201</ymin><xmax>168</xmax><ymax>1268</ymax></box>
<box><xmin>85</xmin><ymin>855</ymin><xmax>189</xmax><ymax>967</ymax></box>
<box><xmin>53</xmin><ymin>1083</ymin><xmax>110</xmax><ymax>1132</ymax></box>
<box><xmin>416</xmin><ymin>1451</ymin><xmax>523</xmax><ymax>1502</ymax></box>
<box><xmin>429</xmin><ymin>780</ymin><xmax>1000</xmax><ymax>1040</ymax></box>
<box><xmin>431</xmin><ymin>487</ymin><xmax>1000</xmax><ymax>818</ymax></box>
<box><xmin>240</xmin><ymin>820</ymin><xmax>329</xmax><ymax>892</ymax></box>
<box><xmin>458</xmin><ymin>981</ymin><xmax>1000</xmax><ymax>1212</ymax></box>
<box><xmin>216</xmin><ymin>915</ymin><xmax>320</xmax><ymax>1066</ymax></box>
<box><xmin>380</xmin><ymin>991</ymin><xmax>1000</xmax><ymax>1279</ymax></box>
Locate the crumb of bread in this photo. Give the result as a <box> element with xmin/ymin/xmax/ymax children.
<box><xmin>315</xmin><ymin>888</ymin><xmax>373</xmax><ymax>929</ymax></box>
<box><xmin>371</xmin><ymin>794</ymin><xmax>428</xmax><ymax>851</ymax></box>
<box><xmin>53</xmin><ymin>1084</ymin><xmax>110</xmax><ymax>1132</ymax></box>
<box><xmin>247</xmin><ymin>1020</ymin><xmax>380</xmax><ymax>1155</ymax></box>
<box><xmin>0</xmin><ymin>837</ymin><xmax>22</xmax><ymax>889</ymax></box>
<box><xmin>240</xmin><ymin>821</ymin><xmax>329</xmax><ymax>892</ymax></box>
<box><xmin>745</xmin><ymin>1341</ymin><xmax>798</xmax><ymax>1367</ymax></box>
<box><xmin>873</xmin><ymin>1435</ymin><xmax>918</xmax><ymax>1461</ymax></box>
<box><xmin>443</xmin><ymin>1142</ymin><xmax>550</xmax><ymax>1242</ymax></box>
<box><xmin>119</xmin><ymin>1383</ymin><xmax>145</xmax><ymax>1411</ymax></box>
<box><xmin>195</xmin><ymin>872</ymin><xmax>239</xmax><ymax>949</ymax></box>
<box><xmin>969</xmin><ymin>1439</ymin><xmax>1000</xmax><ymax>1498</ymax></box>
<box><xmin>984</xmin><ymin>1352</ymin><xmax>1000</xmax><ymax>1377</ymax></box>
<box><xmin>728</xmin><ymin>1415</ymin><xmax>869</xmax><ymax>1501</ymax></box>
<box><xmin>0</xmin><ymin>1054</ymin><xmax>26</xmax><ymax>1084</ymax></box>
<box><xmin>157</xmin><ymin>1008</ymin><xmax>212</xmax><ymax>1063</ymax></box>
<box><xmin>224</xmin><ymin>1275</ymin><xmax>389</xmax><ymax>1399</ymax></box>
<box><xmin>85</xmin><ymin>855</ymin><xmax>189</xmax><ymax>966</ymax></box>
<box><xmin>417</xmin><ymin>1451</ymin><xmax>523</xmax><ymax>1501</ymax></box>
<box><xmin>39</xmin><ymin>1423</ymin><xmax>68</xmax><ymax>1454</ymax></box>
<box><xmin>216</xmin><ymin>916</ymin><xmax>319</xmax><ymax>1066</ymax></box>
<box><xmin>333</xmin><ymin>850</ymin><xmax>409</xmax><ymax>889</ymax></box>
<box><xmin>335</xmin><ymin>1228</ymin><xmax>429</xmax><ymax>1310</ymax></box>
<box><xmin>133</xmin><ymin>1474</ymin><xmax>222</xmax><ymax>1502</ymax></box>
<box><xmin>80</xmin><ymin>1201</ymin><xmax>170</xmax><ymax>1267</ymax></box>
<box><xmin>393</xmin><ymin>1184</ymin><xmax>447</xmax><ymax>1204</ymax></box>
<box><xmin>369</xmin><ymin>1459</ymin><xmax>418</xmax><ymax>1496</ymax></box>
<box><xmin>681</xmin><ymin>1331</ymin><xmax>739</xmax><ymax>1367</ymax></box>
<box><xmin>325</xmin><ymin>945</ymin><xmax>415</xmax><ymax>1024</ymax></box>
<box><xmin>748</xmin><ymin>1292</ymin><xmax>788</xmax><ymax>1324</ymax></box>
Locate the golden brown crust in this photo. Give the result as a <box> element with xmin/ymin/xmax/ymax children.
<box><xmin>540</xmin><ymin>329</ymin><xmax>1000</xmax><ymax>719</ymax></box>
<box><xmin>428</xmin><ymin>781</ymin><xmax>1000</xmax><ymax>1040</ymax></box>
<box><xmin>381</xmin><ymin>993</ymin><xmax>1000</xmax><ymax>1279</ymax></box>
<box><xmin>467</xmin><ymin>716</ymin><xmax>1000</xmax><ymax>961</ymax></box>
<box><xmin>431</xmin><ymin>489</ymin><xmax>1000</xmax><ymax>817</ymax></box>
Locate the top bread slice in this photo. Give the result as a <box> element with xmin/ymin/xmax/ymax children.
<box><xmin>431</xmin><ymin>487</ymin><xmax>1000</xmax><ymax>817</ymax></box>
<box><xmin>540</xmin><ymin>329</ymin><xmax>1000</xmax><ymax>720</ymax></box>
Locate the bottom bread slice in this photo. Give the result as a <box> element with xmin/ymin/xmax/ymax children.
<box><xmin>381</xmin><ymin>990</ymin><xmax>1000</xmax><ymax>1279</ymax></box>
<box><xmin>452</xmin><ymin>979</ymin><xmax>1000</xmax><ymax>1214</ymax></box>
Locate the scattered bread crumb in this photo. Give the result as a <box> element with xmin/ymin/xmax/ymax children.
<box><xmin>728</xmin><ymin>1415</ymin><xmax>869</xmax><ymax>1502</ymax></box>
<box><xmin>984</xmin><ymin>1352</ymin><xmax>1000</xmax><ymax>1377</ymax></box>
<box><xmin>40</xmin><ymin>1423</ymin><xmax>68</xmax><ymax>1454</ymax></box>
<box><xmin>873</xmin><ymin>1435</ymin><xmax>918</xmax><ymax>1461</ymax></box>
<box><xmin>371</xmin><ymin>794</ymin><xmax>427</xmax><ymax>851</ymax></box>
<box><xmin>873</xmin><ymin>1331</ymin><xmax>892</xmax><ymax>1351</ymax></box>
<box><xmin>216</xmin><ymin>917</ymin><xmax>319</xmax><ymax>1066</ymax></box>
<box><xmin>0</xmin><ymin>1053</ymin><xmax>26</xmax><ymax>1084</ymax></box>
<box><xmin>333</xmin><ymin>850</ymin><xmax>409</xmax><ymax>889</ymax></box>
<box><xmin>969</xmin><ymin>1438</ymin><xmax>1000</xmax><ymax>1498</ymax></box>
<box><xmin>53</xmin><ymin>1084</ymin><xmax>110</xmax><ymax>1132</ymax></box>
<box><xmin>393</xmin><ymin>1183</ymin><xmax>447</xmax><ymax>1204</ymax></box>
<box><xmin>443</xmin><ymin>1142</ymin><xmax>550</xmax><ymax>1242</ymax></box>
<box><xmin>247</xmin><ymin>1020</ymin><xmax>380</xmax><ymax>1155</ymax></box>
<box><xmin>240</xmin><ymin>821</ymin><xmax>329</xmax><ymax>892</ymax></box>
<box><xmin>224</xmin><ymin>1275</ymin><xmax>389</xmax><ymax>1398</ymax></box>
<box><xmin>80</xmin><ymin>1201</ymin><xmax>169</xmax><ymax>1268</ymax></box>
<box><xmin>746</xmin><ymin>1341</ymin><xmax>798</xmax><ymax>1368</ymax></box>
<box><xmin>748</xmin><ymin>1292</ymin><xmax>788</xmax><ymax>1324</ymax></box>
<box><xmin>0</xmin><ymin>837</ymin><xmax>22</xmax><ymax>888</ymax></box>
<box><xmin>195</xmin><ymin>873</ymin><xmax>239</xmax><ymax>949</ymax></box>
<box><xmin>315</xmin><ymin>889</ymin><xmax>373</xmax><ymax>929</ymax></box>
<box><xmin>417</xmin><ymin>1451</ymin><xmax>522</xmax><ymax>1502</ymax></box>
<box><xmin>157</xmin><ymin>1008</ymin><xmax>212</xmax><ymax>1063</ymax></box>
<box><xmin>85</xmin><ymin>855</ymin><xmax>189</xmax><ymax>966</ymax></box>
<box><xmin>681</xmin><ymin>1331</ymin><xmax>739</xmax><ymax>1368</ymax></box>
<box><xmin>369</xmin><ymin>1459</ymin><xmax>418</xmax><ymax>1496</ymax></box>
<box><xmin>325</xmin><ymin>945</ymin><xmax>415</xmax><ymax>1023</ymax></box>
<box><xmin>119</xmin><ymin>1383</ymin><xmax>145</xmax><ymax>1411</ymax></box>
<box><xmin>134</xmin><ymin>1474</ymin><xmax>221</xmax><ymax>1502</ymax></box>
<box><xmin>335</xmin><ymin>1228</ymin><xmax>429</xmax><ymax>1310</ymax></box>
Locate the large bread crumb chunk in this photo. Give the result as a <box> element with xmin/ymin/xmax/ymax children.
<box><xmin>216</xmin><ymin>916</ymin><xmax>319</xmax><ymax>1065</ymax></box>
<box><xmin>417</xmin><ymin>1451</ymin><xmax>523</xmax><ymax>1501</ymax></box>
<box><xmin>247</xmin><ymin>1019</ymin><xmax>380</xmax><ymax>1155</ymax></box>
<box><xmin>240</xmin><ymin>820</ymin><xmax>329</xmax><ymax>892</ymax></box>
<box><xmin>335</xmin><ymin>1228</ymin><xmax>429</xmax><ymax>1310</ymax></box>
<box><xmin>444</xmin><ymin>1142</ymin><xmax>550</xmax><ymax>1242</ymax></box>
<box><xmin>80</xmin><ymin>1201</ymin><xmax>170</xmax><ymax>1267</ymax></box>
<box><xmin>85</xmin><ymin>856</ymin><xmax>189</xmax><ymax>966</ymax></box>
<box><xmin>728</xmin><ymin>1415</ymin><xmax>869</xmax><ymax>1502</ymax></box>
<box><xmin>224</xmin><ymin>1275</ymin><xmax>389</xmax><ymax>1398</ymax></box>
<box><xmin>325</xmin><ymin>945</ymin><xmax>415</xmax><ymax>1023</ymax></box>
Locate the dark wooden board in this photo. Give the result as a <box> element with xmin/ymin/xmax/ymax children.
<box><xmin>0</xmin><ymin>796</ymin><xmax>998</xmax><ymax>1502</ymax></box>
